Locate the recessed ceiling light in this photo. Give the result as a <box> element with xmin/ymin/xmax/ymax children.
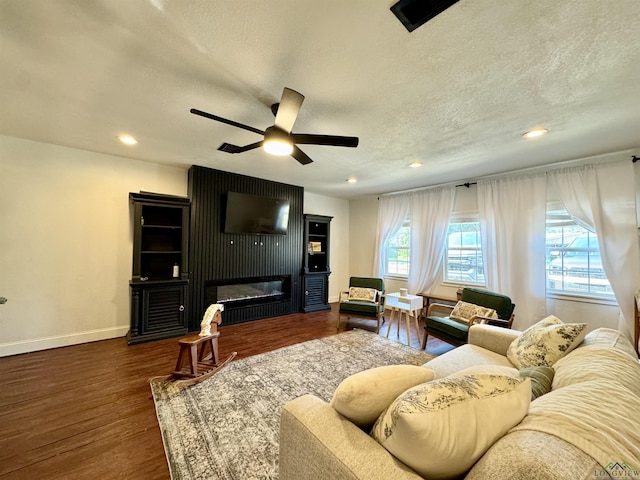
<box><xmin>346</xmin><ymin>178</ymin><xmax>357</xmax><ymax>183</ymax></box>
<box><xmin>523</xmin><ymin>128</ymin><xmax>548</xmax><ymax>139</ymax></box>
<box><xmin>118</xmin><ymin>135</ymin><xmax>138</xmax><ymax>145</ymax></box>
<box><xmin>409</xmin><ymin>161</ymin><xmax>423</xmax><ymax>168</ymax></box>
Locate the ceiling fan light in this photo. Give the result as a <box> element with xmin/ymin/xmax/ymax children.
<box><xmin>264</xmin><ymin>127</ymin><xmax>293</xmax><ymax>156</ymax></box>
<box><xmin>264</xmin><ymin>139</ymin><xmax>294</xmax><ymax>156</ymax></box>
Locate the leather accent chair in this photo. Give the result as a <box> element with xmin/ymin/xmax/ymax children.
<box><xmin>338</xmin><ymin>277</ymin><xmax>385</xmax><ymax>333</ymax></box>
<box><xmin>421</xmin><ymin>287</ymin><xmax>515</xmax><ymax>349</ymax></box>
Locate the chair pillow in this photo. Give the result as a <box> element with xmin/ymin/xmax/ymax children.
<box><xmin>330</xmin><ymin>365</ymin><xmax>435</xmax><ymax>429</ymax></box>
<box><xmin>370</xmin><ymin>374</ymin><xmax>531</xmax><ymax>479</ymax></box>
<box><xmin>506</xmin><ymin>315</ymin><xmax>587</xmax><ymax>369</ymax></box>
<box><xmin>347</xmin><ymin>287</ymin><xmax>378</xmax><ymax>303</ymax></box>
<box><xmin>449</xmin><ymin>300</ymin><xmax>498</xmax><ymax>324</ymax></box>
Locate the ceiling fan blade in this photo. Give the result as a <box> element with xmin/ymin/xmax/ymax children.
<box><xmin>274</xmin><ymin>88</ymin><xmax>305</xmax><ymax>133</ymax></box>
<box><xmin>291</xmin><ymin>133</ymin><xmax>359</xmax><ymax>148</ymax></box>
<box><xmin>218</xmin><ymin>141</ymin><xmax>263</xmax><ymax>154</ymax></box>
<box><xmin>190</xmin><ymin>108</ymin><xmax>264</xmax><ymax>136</ymax></box>
<box><xmin>291</xmin><ymin>146</ymin><xmax>313</xmax><ymax>165</ymax></box>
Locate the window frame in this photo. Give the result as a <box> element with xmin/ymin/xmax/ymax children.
<box><xmin>383</xmin><ymin>219</ymin><xmax>410</xmax><ymax>278</ymax></box>
<box><xmin>442</xmin><ymin>213</ymin><xmax>486</xmax><ymax>287</ymax></box>
<box><xmin>545</xmin><ymin>205</ymin><xmax>616</xmax><ymax>304</ymax></box>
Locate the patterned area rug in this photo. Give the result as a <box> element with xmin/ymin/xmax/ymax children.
<box><xmin>150</xmin><ymin>329</ymin><xmax>434</xmax><ymax>480</ymax></box>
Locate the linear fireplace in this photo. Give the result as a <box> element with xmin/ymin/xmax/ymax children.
<box><xmin>204</xmin><ymin>275</ymin><xmax>291</xmax><ymax>310</ymax></box>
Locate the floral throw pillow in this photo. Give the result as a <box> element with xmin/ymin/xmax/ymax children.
<box><xmin>347</xmin><ymin>287</ymin><xmax>378</xmax><ymax>303</ymax></box>
<box><xmin>507</xmin><ymin>315</ymin><xmax>588</xmax><ymax>369</ymax></box>
<box><xmin>449</xmin><ymin>300</ymin><xmax>498</xmax><ymax>324</ymax></box>
<box><xmin>370</xmin><ymin>374</ymin><xmax>530</xmax><ymax>479</ymax></box>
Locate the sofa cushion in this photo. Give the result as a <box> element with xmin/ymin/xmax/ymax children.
<box><xmin>552</xmin><ymin>344</ymin><xmax>640</xmax><ymax>397</ymax></box>
<box><xmin>448</xmin><ymin>364</ymin><xmax>519</xmax><ymax>378</ymax></box>
<box><xmin>466</xmin><ymin>430</ymin><xmax>606</xmax><ymax>480</ymax></box>
<box><xmin>370</xmin><ymin>374</ymin><xmax>530</xmax><ymax>479</ymax></box>
<box><xmin>423</xmin><ymin>344</ymin><xmax>515</xmax><ymax>378</ymax></box>
<box><xmin>449</xmin><ymin>301</ymin><xmax>498</xmax><ymax>324</ymax></box>
<box><xmin>330</xmin><ymin>365</ymin><xmax>435</xmax><ymax>429</ymax></box>
<box><xmin>506</xmin><ymin>315</ymin><xmax>587</xmax><ymax>368</ymax></box>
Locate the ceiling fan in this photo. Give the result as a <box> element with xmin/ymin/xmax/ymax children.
<box><xmin>190</xmin><ymin>87</ymin><xmax>359</xmax><ymax>165</ymax></box>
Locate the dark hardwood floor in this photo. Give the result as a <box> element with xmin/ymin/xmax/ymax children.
<box><xmin>0</xmin><ymin>304</ymin><xmax>451</xmax><ymax>480</ymax></box>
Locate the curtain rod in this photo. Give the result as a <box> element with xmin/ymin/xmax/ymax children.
<box><xmin>379</xmin><ymin>147</ymin><xmax>640</xmax><ymax>198</ymax></box>
<box><xmin>455</xmin><ymin>182</ymin><xmax>477</xmax><ymax>188</ymax></box>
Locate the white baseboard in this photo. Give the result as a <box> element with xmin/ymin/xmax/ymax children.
<box><xmin>0</xmin><ymin>325</ymin><xmax>130</xmax><ymax>358</ymax></box>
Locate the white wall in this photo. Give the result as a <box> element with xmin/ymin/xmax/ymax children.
<box><xmin>303</xmin><ymin>192</ymin><xmax>350</xmax><ymax>302</ymax></box>
<box><xmin>0</xmin><ymin>136</ymin><xmax>188</xmax><ymax>356</ymax></box>
<box><xmin>348</xmin><ymin>183</ymin><xmax>624</xmax><ymax>332</ymax></box>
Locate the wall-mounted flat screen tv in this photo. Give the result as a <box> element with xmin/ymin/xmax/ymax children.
<box><xmin>224</xmin><ymin>192</ymin><xmax>290</xmax><ymax>235</ymax></box>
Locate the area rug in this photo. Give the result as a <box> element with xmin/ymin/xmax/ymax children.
<box><xmin>150</xmin><ymin>329</ymin><xmax>434</xmax><ymax>480</ymax></box>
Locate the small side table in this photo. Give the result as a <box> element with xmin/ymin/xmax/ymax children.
<box><xmin>385</xmin><ymin>292</ymin><xmax>424</xmax><ymax>346</ymax></box>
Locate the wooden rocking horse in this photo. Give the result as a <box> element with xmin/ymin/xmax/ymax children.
<box><xmin>167</xmin><ymin>304</ymin><xmax>237</xmax><ymax>387</ymax></box>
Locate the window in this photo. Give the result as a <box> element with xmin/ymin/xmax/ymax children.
<box><xmin>384</xmin><ymin>221</ymin><xmax>410</xmax><ymax>277</ymax></box>
<box><xmin>444</xmin><ymin>220</ymin><xmax>485</xmax><ymax>285</ymax></box>
<box><xmin>545</xmin><ymin>208</ymin><xmax>614</xmax><ymax>298</ymax></box>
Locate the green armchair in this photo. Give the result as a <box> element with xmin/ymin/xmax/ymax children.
<box><xmin>421</xmin><ymin>287</ymin><xmax>515</xmax><ymax>349</ymax></box>
<box><xmin>338</xmin><ymin>277</ymin><xmax>385</xmax><ymax>333</ymax></box>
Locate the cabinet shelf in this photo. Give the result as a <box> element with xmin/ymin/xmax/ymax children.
<box><xmin>143</xmin><ymin>225</ymin><xmax>182</xmax><ymax>229</ymax></box>
<box><xmin>129</xmin><ymin>192</ymin><xmax>190</xmax><ymax>344</ymax></box>
<box><xmin>141</xmin><ymin>250</ymin><xmax>182</xmax><ymax>254</ymax></box>
<box><xmin>303</xmin><ymin>214</ymin><xmax>332</xmax><ymax>312</ymax></box>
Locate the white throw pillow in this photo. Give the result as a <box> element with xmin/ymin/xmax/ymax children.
<box><xmin>506</xmin><ymin>315</ymin><xmax>587</xmax><ymax>369</ymax></box>
<box><xmin>370</xmin><ymin>374</ymin><xmax>531</xmax><ymax>479</ymax></box>
<box><xmin>330</xmin><ymin>365</ymin><xmax>434</xmax><ymax>428</ymax></box>
<box><xmin>347</xmin><ymin>287</ymin><xmax>378</xmax><ymax>303</ymax></box>
<box><xmin>449</xmin><ymin>301</ymin><xmax>498</xmax><ymax>324</ymax></box>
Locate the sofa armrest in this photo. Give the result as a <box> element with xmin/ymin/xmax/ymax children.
<box><xmin>280</xmin><ymin>395</ymin><xmax>422</xmax><ymax>480</ymax></box>
<box><xmin>468</xmin><ymin>324</ymin><xmax>522</xmax><ymax>356</ymax></box>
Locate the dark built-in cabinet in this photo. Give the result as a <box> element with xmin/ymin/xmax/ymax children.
<box><xmin>128</xmin><ymin>192</ymin><xmax>190</xmax><ymax>344</ymax></box>
<box><xmin>302</xmin><ymin>214</ymin><xmax>332</xmax><ymax>312</ymax></box>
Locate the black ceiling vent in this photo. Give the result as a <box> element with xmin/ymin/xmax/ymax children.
<box><xmin>391</xmin><ymin>0</ymin><xmax>459</xmax><ymax>32</ymax></box>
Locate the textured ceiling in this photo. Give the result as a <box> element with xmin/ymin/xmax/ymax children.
<box><xmin>1</xmin><ymin>0</ymin><xmax>639</xmax><ymax>199</ymax></box>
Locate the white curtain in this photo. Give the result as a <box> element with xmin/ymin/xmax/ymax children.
<box><xmin>373</xmin><ymin>194</ymin><xmax>410</xmax><ymax>277</ymax></box>
<box><xmin>407</xmin><ymin>187</ymin><xmax>456</xmax><ymax>293</ymax></box>
<box><xmin>548</xmin><ymin>161</ymin><xmax>640</xmax><ymax>341</ymax></box>
<box><xmin>478</xmin><ymin>173</ymin><xmax>548</xmax><ymax>329</ymax></box>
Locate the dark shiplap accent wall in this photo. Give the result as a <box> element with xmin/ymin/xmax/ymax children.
<box><xmin>188</xmin><ymin>166</ymin><xmax>304</xmax><ymax>328</ymax></box>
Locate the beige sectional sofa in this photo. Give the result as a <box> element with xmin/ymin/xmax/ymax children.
<box><xmin>280</xmin><ymin>324</ymin><xmax>640</xmax><ymax>480</ymax></box>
